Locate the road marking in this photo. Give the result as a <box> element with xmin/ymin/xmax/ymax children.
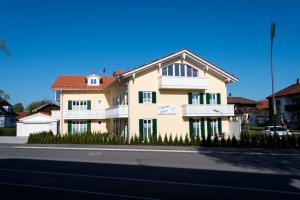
<box><xmin>6</xmin><ymin>146</ymin><xmax>300</xmax><ymax>156</ymax></box>
<box><xmin>0</xmin><ymin>181</ymin><xmax>159</xmax><ymax>200</ymax></box>
<box><xmin>0</xmin><ymin>168</ymin><xmax>299</xmax><ymax>196</ymax></box>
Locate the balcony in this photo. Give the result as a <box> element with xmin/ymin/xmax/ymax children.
<box><xmin>105</xmin><ymin>105</ymin><xmax>128</xmax><ymax>118</ymax></box>
<box><xmin>51</xmin><ymin>110</ymin><xmax>106</xmax><ymax>120</ymax></box>
<box><xmin>158</xmin><ymin>76</ymin><xmax>209</xmax><ymax>90</ymax></box>
<box><xmin>51</xmin><ymin>105</ymin><xmax>128</xmax><ymax>120</ymax></box>
<box><xmin>182</xmin><ymin>104</ymin><xmax>235</xmax><ymax>117</ymax></box>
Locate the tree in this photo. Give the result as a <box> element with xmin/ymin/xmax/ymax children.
<box><xmin>0</xmin><ymin>37</ymin><xmax>10</xmax><ymax>56</ymax></box>
<box><xmin>26</xmin><ymin>99</ymin><xmax>51</xmax><ymax>113</ymax></box>
<box><xmin>13</xmin><ymin>103</ymin><xmax>24</xmax><ymax>112</ymax></box>
<box><xmin>0</xmin><ymin>89</ymin><xmax>10</xmax><ymax>100</ymax></box>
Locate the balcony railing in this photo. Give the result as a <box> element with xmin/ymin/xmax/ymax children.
<box><xmin>51</xmin><ymin>105</ymin><xmax>128</xmax><ymax>120</ymax></box>
<box><xmin>105</xmin><ymin>105</ymin><xmax>128</xmax><ymax>118</ymax></box>
<box><xmin>182</xmin><ymin>104</ymin><xmax>235</xmax><ymax>117</ymax></box>
<box><xmin>158</xmin><ymin>76</ymin><xmax>209</xmax><ymax>90</ymax></box>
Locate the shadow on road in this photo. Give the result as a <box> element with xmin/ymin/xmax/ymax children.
<box><xmin>0</xmin><ymin>158</ymin><xmax>299</xmax><ymax>199</ymax></box>
<box><xmin>195</xmin><ymin>147</ymin><xmax>300</xmax><ymax>173</ymax></box>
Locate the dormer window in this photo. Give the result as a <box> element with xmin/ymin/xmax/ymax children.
<box><xmin>162</xmin><ymin>63</ymin><xmax>198</xmax><ymax>77</ymax></box>
<box><xmin>87</xmin><ymin>73</ymin><xmax>100</xmax><ymax>86</ymax></box>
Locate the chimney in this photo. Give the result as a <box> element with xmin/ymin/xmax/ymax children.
<box><xmin>297</xmin><ymin>78</ymin><xmax>300</xmax><ymax>85</ymax></box>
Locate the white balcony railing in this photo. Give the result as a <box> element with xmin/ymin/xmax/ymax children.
<box><xmin>105</xmin><ymin>105</ymin><xmax>128</xmax><ymax>118</ymax></box>
<box><xmin>182</xmin><ymin>104</ymin><xmax>235</xmax><ymax>117</ymax></box>
<box><xmin>51</xmin><ymin>105</ymin><xmax>128</xmax><ymax>120</ymax></box>
<box><xmin>158</xmin><ymin>76</ymin><xmax>209</xmax><ymax>90</ymax></box>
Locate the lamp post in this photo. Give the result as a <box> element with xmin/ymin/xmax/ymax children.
<box><xmin>270</xmin><ymin>22</ymin><xmax>277</xmax><ymax>147</ymax></box>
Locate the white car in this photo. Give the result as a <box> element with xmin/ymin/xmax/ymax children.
<box><xmin>264</xmin><ymin>126</ymin><xmax>290</xmax><ymax>136</ymax></box>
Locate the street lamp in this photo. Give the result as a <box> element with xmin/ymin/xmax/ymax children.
<box><xmin>270</xmin><ymin>22</ymin><xmax>277</xmax><ymax>147</ymax></box>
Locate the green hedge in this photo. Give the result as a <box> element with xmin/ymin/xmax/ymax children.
<box><xmin>0</xmin><ymin>128</ymin><xmax>16</xmax><ymax>136</ymax></box>
<box><xmin>27</xmin><ymin>130</ymin><xmax>300</xmax><ymax>148</ymax></box>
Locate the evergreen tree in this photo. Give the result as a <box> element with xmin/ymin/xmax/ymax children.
<box><xmin>163</xmin><ymin>134</ymin><xmax>168</xmax><ymax>145</ymax></box>
<box><xmin>168</xmin><ymin>134</ymin><xmax>173</xmax><ymax>145</ymax></box>
<box><xmin>184</xmin><ymin>134</ymin><xmax>190</xmax><ymax>145</ymax></box>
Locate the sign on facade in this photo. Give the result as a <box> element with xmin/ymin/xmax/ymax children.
<box><xmin>158</xmin><ymin>105</ymin><xmax>176</xmax><ymax>115</ymax></box>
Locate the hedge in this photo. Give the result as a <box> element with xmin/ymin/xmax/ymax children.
<box><xmin>0</xmin><ymin>128</ymin><xmax>16</xmax><ymax>136</ymax></box>
<box><xmin>27</xmin><ymin>130</ymin><xmax>300</xmax><ymax>148</ymax></box>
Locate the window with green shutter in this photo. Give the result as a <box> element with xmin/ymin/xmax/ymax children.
<box><xmin>207</xmin><ymin>118</ymin><xmax>212</xmax><ymax>138</ymax></box>
<box><xmin>201</xmin><ymin>118</ymin><xmax>205</xmax><ymax>139</ymax></box>
<box><xmin>68</xmin><ymin>121</ymin><xmax>72</xmax><ymax>135</ymax></box>
<box><xmin>87</xmin><ymin>120</ymin><xmax>91</xmax><ymax>132</ymax></box>
<box><xmin>139</xmin><ymin>119</ymin><xmax>143</xmax><ymax>139</ymax></box>
<box><xmin>68</xmin><ymin>101</ymin><xmax>72</xmax><ymax>110</ymax></box>
<box><xmin>188</xmin><ymin>92</ymin><xmax>192</xmax><ymax>104</ymax></box>
<box><xmin>200</xmin><ymin>93</ymin><xmax>204</xmax><ymax>104</ymax></box>
<box><xmin>189</xmin><ymin>118</ymin><xmax>195</xmax><ymax>138</ymax></box>
<box><xmin>138</xmin><ymin>91</ymin><xmax>143</xmax><ymax>103</ymax></box>
<box><xmin>152</xmin><ymin>92</ymin><xmax>156</xmax><ymax>103</ymax></box>
<box><xmin>206</xmin><ymin>93</ymin><xmax>211</xmax><ymax>104</ymax></box>
<box><xmin>152</xmin><ymin>119</ymin><xmax>157</xmax><ymax>136</ymax></box>
<box><xmin>218</xmin><ymin>118</ymin><xmax>222</xmax><ymax>134</ymax></box>
<box><xmin>217</xmin><ymin>93</ymin><xmax>221</xmax><ymax>104</ymax></box>
<box><xmin>87</xmin><ymin>100</ymin><xmax>91</xmax><ymax>110</ymax></box>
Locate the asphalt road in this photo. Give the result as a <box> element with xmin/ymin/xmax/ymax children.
<box><xmin>0</xmin><ymin>144</ymin><xmax>299</xmax><ymax>199</ymax></box>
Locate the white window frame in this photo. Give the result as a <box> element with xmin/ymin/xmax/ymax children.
<box><xmin>211</xmin><ymin>119</ymin><xmax>220</xmax><ymax>137</ymax></box>
<box><xmin>142</xmin><ymin>91</ymin><xmax>152</xmax><ymax>103</ymax></box>
<box><xmin>162</xmin><ymin>63</ymin><xmax>198</xmax><ymax>77</ymax></box>
<box><xmin>193</xmin><ymin>119</ymin><xmax>202</xmax><ymax>137</ymax></box>
<box><xmin>72</xmin><ymin>121</ymin><xmax>88</xmax><ymax>134</ymax></box>
<box><xmin>210</xmin><ymin>93</ymin><xmax>218</xmax><ymax>105</ymax></box>
<box><xmin>143</xmin><ymin>119</ymin><xmax>153</xmax><ymax>140</ymax></box>
<box><xmin>72</xmin><ymin>100</ymin><xmax>88</xmax><ymax>110</ymax></box>
<box><xmin>192</xmin><ymin>92</ymin><xmax>201</xmax><ymax>104</ymax></box>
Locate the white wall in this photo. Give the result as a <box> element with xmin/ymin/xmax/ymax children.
<box><xmin>17</xmin><ymin>122</ymin><xmax>57</xmax><ymax>137</ymax></box>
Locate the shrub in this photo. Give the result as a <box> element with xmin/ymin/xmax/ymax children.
<box><xmin>220</xmin><ymin>136</ymin><xmax>226</xmax><ymax>147</ymax></box>
<box><xmin>0</xmin><ymin>128</ymin><xmax>16</xmax><ymax>136</ymax></box>
<box><xmin>168</xmin><ymin>134</ymin><xmax>173</xmax><ymax>145</ymax></box>
<box><xmin>163</xmin><ymin>134</ymin><xmax>169</xmax><ymax>145</ymax></box>
<box><xmin>212</xmin><ymin>136</ymin><xmax>219</xmax><ymax>147</ymax></box>
<box><xmin>184</xmin><ymin>134</ymin><xmax>190</xmax><ymax>145</ymax></box>
<box><xmin>178</xmin><ymin>135</ymin><xmax>184</xmax><ymax>145</ymax></box>
<box><xmin>232</xmin><ymin>135</ymin><xmax>238</xmax><ymax>147</ymax></box>
<box><xmin>174</xmin><ymin>135</ymin><xmax>179</xmax><ymax>145</ymax></box>
<box><xmin>157</xmin><ymin>134</ymin><xmax>163</xmax><ymax>145</ymax></box>
<box><xmin>206</xmin><ymin>136</ymin><xmax>212</xmax><ymax>147</ymax></box>
<box><xmin>226</xmin><ymin>136</ymin><xmax>232</xmax><ymax>147</ymax></box>
<box><xmin>195</xmin><ymin>134</ymin><xmax>201</xmax><ymax>145</ymax></box>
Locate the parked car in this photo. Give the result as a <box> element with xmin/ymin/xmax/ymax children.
<box><xmin>264</xmin><ymin>126</ymin><xmax>290</xmax><ymax>136</ymax></box>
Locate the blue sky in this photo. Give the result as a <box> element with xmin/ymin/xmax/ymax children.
<box><xmin>0</xmin><ymin>0</ymin><xmax>300</xmax><ymax>106</ymax></box>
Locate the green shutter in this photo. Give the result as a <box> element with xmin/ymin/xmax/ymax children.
<box><xmin>188</xmin><ymin>92</ymin><xmax>192</xmax><ymax>104</ymax></box>
<box><xmin>68</xmin><ymin>121</ymin><xmax>72</xmax><ymax>135</ymax></box>
<box><xmin>87</xmin><ymin>120</ymin><xmax>91</xmax><ymax>132</ymax></box>
<box><xmin>206</xmin><ymin>93</ymin><xmax>210</xmax><ymax>104</ymax></box>
<box><xmin>189</xmin><ymin>118</ymin><xmax>194</xmax><ymax>138</ymax></box>
<box><xmin>152</xmin><ymin>119</ymin><xmax>157</xmax><ymax>137</ymax></box>
<box><xmin>217</xmin><ymin>93</ymin><xmax>221</xmax><ymax>104</ymax></box>
<box><xmin>201</xmin><ymin>118</ymin><xmax>205</xmax><ymax>139</ymax></box>
<box><xmin>87</xmin><ymin>100</ymin><xmax>91</xmax><ymax>110</ymax></box>
<box><xmin>139</xmin><ymin>119</ymin><xmax>143</xmax><ymax>139</ymax></box>
<box><xmin>200</xmin><ymin>93</ymin><xmax>204</xmax><ymax>104</ymax></box>
<box><xmin>152</xmin><ymin>92</ymin><xmax>156</xmax><ymax>103</ymax></box>
<box><xmin>218</xmin><ymin>118</ymin><xmax>222</xmax><ymax>134</ymax></box>
<box><xmin>207</xmin><ymin>118</ymin><xmax>212</xmax><ymax>138</ymax></box>
<box><xmin>138</xmin><ymin>91</ymin><xmax>143</xmax><ymax>103</ymax></box>
<box><xmin>68</xmin><ymin>101</ymin><xmax>72</xmax><ymax>110</ymax></box>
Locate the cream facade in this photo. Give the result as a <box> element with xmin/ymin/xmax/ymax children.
<box><xmin>51</xmin><ymin>49</ymin><xmax>238</xmax><ymax>140</ymax></box>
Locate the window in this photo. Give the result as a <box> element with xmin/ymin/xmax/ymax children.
<box><xmin>72</xmin><ymin>100</ymin><xmax>87</xmax><ymax>110</ymax></box>
<box><xmin>211</xmin><ymin>119</ymin><xmax>221</xmax><ymax>137</ymax></box>
<box><xmin>143</xmin><ymin>91</ymin><xmax>152</xmax><ymax>103</ymax></box>
<box><xmin>72</xmin><ymin>121</ymin><xmax>87</xmax><ymax>133</ymax></box>
<box><xmin>210</xmin><ymin>93</ymin><xmax>218</xmax><ymax>105</ymax></box>
<box><xmin>162</xmin><ymin>63</ymin><xmax>198</xmax><ymax>77</ymax></box>
<box><xmin>193</xmin><ymin>119</ymin><xmax>202</xmax><ymax>137</ymax></box>
<box><xmin>90</xmin><ymin>79</ymin><xmax>97</xmax><ymax>85</ymax></box>
<box><xmin>97</xmin><ymin>100</ymin><xmax>102</xmax><ymax>105</ymax></box>
<box><xmin>192</xmin><ymin>93</ymin><xmax>201</xmax><ymax>104</ymax></box>
<box><xmin>143</xmin><ymin>119</ymin><xmax>152</xmax><ymax>140</ymax></box>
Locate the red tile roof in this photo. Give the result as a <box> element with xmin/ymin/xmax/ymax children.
<box><xmin>113</xmin><ymin>70</ymin><xmax>127</xmax><ymax>76</ymax></box>
<box><xmin>257</xmin><ymin>99</ymin><xmax>269</xmax><ymax>109</ymax></box>
<box><xmin>16</xmin><ymin>112</ymin><xmax>30</xmax><ymax>120</ymax></box>
<box><xmin>267</xmin><ymin>82</ymin><xmax>300</xmax><ymax>98</ymax></box>
<box><xmin>51</xmin><ymin>75</ymin><xmax>115</xmax><ymax>90</ymax></box>
<box><xmin>227</xmin><ymin>97</ymin><xmax>257</xmax><ymax>105</ymax></box>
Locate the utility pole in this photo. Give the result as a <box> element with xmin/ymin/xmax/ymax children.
<box><xmin>270</xmin><ymin>22</ymin><xmax>277</xmax><ymax>147</ymax></box>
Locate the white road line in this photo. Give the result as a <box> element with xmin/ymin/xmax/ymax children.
<box><xmin>7</xmin><ymin>146</ymin><xmax>300</xmax><ymax>156</ymax></box>
<box><xmin>0</xmin><ymin>168</ymin><xmax>299</xmax><ymax>196</ymax></box>
<box><xmin>0</xmin><ymin>181</ymin><xmax>159</xmax><ymax>200</ymax></box>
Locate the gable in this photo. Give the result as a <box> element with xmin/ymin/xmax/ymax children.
<box><xmin>19</xmin><ymin>113</ymin><xmax>57</xmax><ymax>123</ymax></box>
<box><xmin>122</xmin><ymin>49</ymin><xmax>238</xmax><ymax>83</ymax></box>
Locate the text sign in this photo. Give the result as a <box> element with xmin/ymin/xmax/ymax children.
<box><xmin>158</xmin><ymin>105</ymin><xmax>176</xmax><ymax>115</ymax></box>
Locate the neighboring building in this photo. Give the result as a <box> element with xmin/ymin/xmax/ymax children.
<box><xmin>51</xmin><ymin>49</ymin><xmax>238</xmax><ymax>140</ymax></box>
<box><xmin>227</xmin><ymin>97</ymin><xmax>258</xmax><ymax>126</ymax></box>
<box><xmin>267</xmin><ymin>78</ymin><xmax>300</xmax><ymax>129</ymax></box>
<box><xmin>0</xmin><ymin>99</ymin><xmax>17</xmax><ymax>128</ymax></box>
<box><xmin>17</xmin><ymin>103</ymin><xmax>60</xmax><ymax>136</ymax></box>
<box><xmin>256</xmin><ymin>99</ymin><xmax>269</xmax><ymax>125</ymax></box>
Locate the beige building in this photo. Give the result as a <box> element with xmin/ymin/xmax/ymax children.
<box><xmin>51</xmin><ymin>49</ymin><xmax>238</xmax><ymax>140</ymax></box>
